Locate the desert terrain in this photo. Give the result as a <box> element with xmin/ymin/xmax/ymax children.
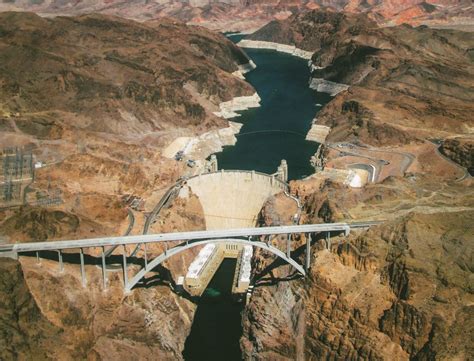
<box><xmin>0</xmin><ymin>6</ymin><xmax>473</xmax><ymax>361</ymax></box>
<box><xmin>0</xmin><ymin>0</ymin><xmax>472</xmax><ymax>33</ymax></box>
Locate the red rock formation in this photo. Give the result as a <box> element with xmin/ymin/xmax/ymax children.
<box><xmin>0</xmin><ymin>0</ymin><xmax>471</xmax><ymax>32</ymax></box>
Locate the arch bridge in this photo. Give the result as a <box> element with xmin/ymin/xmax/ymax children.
<box><xmin>0</xmin><ymin>222</ymin><xmax>379</xmax><ymax>293</ymax></box>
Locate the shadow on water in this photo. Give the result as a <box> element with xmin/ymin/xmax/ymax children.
<box><xmin>183</xmin><ymin>259</ymin><xmax>243</xmax><ymax>361</ymax></box>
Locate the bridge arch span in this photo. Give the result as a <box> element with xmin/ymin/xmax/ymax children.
<box><xmin>125</xmin><ymin>238</ymin><xmax>305</xmax><ymax>292</ymax></box>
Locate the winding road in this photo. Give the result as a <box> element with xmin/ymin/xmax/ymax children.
<box><xmin>428</xmin><ymin>140</ymin><xmax>471</xmax><ymax>182</ymax></box>
<box><xmin>326</xmin><ymin>142</ymin><xmax>415</xmax><ymax>182</ymax></box>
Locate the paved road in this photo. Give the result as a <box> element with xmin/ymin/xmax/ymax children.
<box><xmin>127</xmin><ymin>181</ymin><xmax>184</xmax><ymax>257</ymax></box>
<box><xmin>327</xmin><ymin>142</ymin><xmax>415</xmax><ymax>181</ymax></box>
<box><xmin>0</xmin><ymin>222</ymin><xmax>380</xmax><ymax>254</ymax></box>
<box><xmin>142</xmin><ymin>181</ymin><xmax>183</xmax><ymax>235</ymax></box>
<box><xmin>104</xmin><ymin>208</ymin><xmax>135</xmax><ymax>258</ymax></box>
<box><xmin>428</xmin><ymin>140</ymin><xmax>471</xmax><ymax>182</ymax></box>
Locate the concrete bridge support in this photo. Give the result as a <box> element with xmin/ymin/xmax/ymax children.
<box><xmin>101</xmin><ymin>247</ymin><xmax>107</xmax><ymax>291</ymax></box>
<box><xmin>122</xmin><ymin>245</ymin><xmax>128</xmax><ymax>289</ymax></box>
<box><xmin>305</xmin><ymin>233</ymin><xmax>312</xmax><ymax>272</ymax></box>
<box><xmin>58</xmin><ymin>250</ymin><xmax>64</xmax><ymax>273</ymax></box>
<box><xmin>80</xmin><ymin>248</ymin><xmax>86</xmax><ymax>287</ymax></box>
<box><xmin>286</xmin><ymin>234</ymin><xmax>291</xmax><ymax>258</ymax></box>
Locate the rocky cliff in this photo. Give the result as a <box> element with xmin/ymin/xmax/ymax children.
<box><xmin>441</xmin><ymin>137</ymin><xmax>474</xmax><ymax>175</ymax></box>
<box><xmin>0</xmin><ymin>11</ymin><xmax>254</xmax><ymax>242</ymax></box>
<box><xmin>249</xmin><ymin>10</ymin><xmax>474</xmax><ymax>146</ymax></box>
<box><xmin>0</xmin><ymin>193</ymin><xmax>207</xmax><ymax>360</ymax></box>
<box><xmin>0</xmin><ymin>258</ymin><xmax>62</xmax><ymax>360</ymax></box>
<box><xmin>243</xmin><ymin>209</ymin><xmax>474</xmax><ymax>360</ymax></box>
<box><xmin>0</xmin><ymin>13</ymin><xmax>251</xmax><ymax>360</ymax></box>
<box><xmin>0</xmin><ymin>12</ymin><xmax>253</xmax><ymax>134</ymax></box>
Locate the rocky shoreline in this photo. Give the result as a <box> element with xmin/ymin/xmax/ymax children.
<box><xmin>213</xmin><ymin>92</ymin><xmax>261</xmax><ymax>119</ymax></box>
<box><xmin>162</xmin><ymin>121</ymin><xmax>243</xmax><ymax>160</ymax></box>
<box><xmin>232</xmin><ymin>60</ymin><xmax>257</xmax><ymax>79</ymax></box>
<box><xmin>237</xmin><ymin>39</ymin><xmax>314</xmax><ymax>60</ymax></box>
<box><xmin>306</xmin><ymin>120</ymin><xmax>331</xmax><ymax>143</ymax></box>
<box><xmin>309</xmin><ymin>78</ymin><xmax>350</xmax><ymax>96</ymax></box>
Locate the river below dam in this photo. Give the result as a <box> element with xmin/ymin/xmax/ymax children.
<box><xmin>183</xmin><ymin>39</ymin><xmax>332</xmax><ymax>360</ymax></box>
<box><xmin>183</xmin><ymin>259</ymin><xmax>242</xmax><ymax>361</ymax></box>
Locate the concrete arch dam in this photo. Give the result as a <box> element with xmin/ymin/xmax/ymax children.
<box><xmin>179</xmin><ymin>170</ymin><xmax>288</xmax><ymax>296</ymax></box>
<box><xmin>182</xmin><ymin>170</ymin><xmax>288</xmax><ymax>230</ymax></box>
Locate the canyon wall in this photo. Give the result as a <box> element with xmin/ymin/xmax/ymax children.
<box><xmin>239</xmin><ymin>10</ymin><xmax>474</xmax><ymax>359</ymax></box>
<box><xmin>243</xmin><ymin>207</ymin><xmax>474</xmax><ymax>360</ymax></box>
<box><xmin>249</xmin><ymin>10</ymin><xmax>474</xmax><ymax>147</ymax></box>
<box><xmin>0</xmin><ymin>12</ymin><xmax>257</xmax><ymax>360</ymax></box>
<box><xmin>441</xmin><ymin>137</ymin><xmax>474</xmax><ymax>175</ymax></box>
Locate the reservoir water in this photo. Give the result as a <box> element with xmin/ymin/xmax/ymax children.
<box><xmin>183</xmin><ymin>40</ymin><xmax>332</xmax><ymax>360</ymax></box>
<box><xmin>216</xmin><ymin>47</ymin><xmax>332</xmax><ymax>180</ymax></box>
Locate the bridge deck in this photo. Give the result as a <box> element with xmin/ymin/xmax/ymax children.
<box><xmin>0</xmin><ymin>222</ymin><xmax>379</xmax><ymax>254</ymax></box>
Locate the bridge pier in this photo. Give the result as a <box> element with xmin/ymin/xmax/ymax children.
<box><xmin>326</xmin><ymin>231</ymin><xmax>331</xmax><ymax>250</ymax></box>
<box><xmin>80</xmin><ymin>248</ymin><xmax>86</xmax><ymax>288</ymax></box>
<box><xmin>57</xmin><ymin>250</ymin><xmax>64</xmax><ymax>273</ymax></box>
<box><xmin>305</xmin><ymin>233</ymin><xmax>311</xmax><ymax>272</ymax></box>
<box><xmin>122</xmin><ymin>245</ymin><xmax>128</xmax><ymax>289</ymax></box>
<box><xmin>36</xmin><ymin>251</ymin><xmax>41</xmax><ymax>265</ymax></box>
<box><xmin>101</xmin><ymin>246</ymin><xmax>107</xmax><ymax>291</ymax></box>
<box><xmin>286</xmin><ymin>234</ymin><xmax>291</xmax><ymax>258</ymax></box>
<box><xmin>143</xmin><ymin>243</ymin><xmax>148</xmax><ymax>268</ymax></box>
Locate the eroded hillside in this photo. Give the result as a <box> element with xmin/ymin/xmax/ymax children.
<box><xmin>0</xmin><ymin>0</ymin><xmax>472</xmax><ymax>32</ymax></box>
<box><xmin>244</xmin><ymin>209</ymin><xmax>474</xmax><ymax>359</ymax></box>
<box><xmin>239</xmin><ymin>10</ymin><xmax>473</xmax><ymax>360</ymax></box>
<box><xmin>0</xmin><ymin>11</ymin><xmax>253</xmax><ymax>241</ymax></box>
<box><xmin>0</xmin><ymin>14</ymin><xmax>254</xmax><ymax>359</ymax></box>
<box><xmin>250</xmin><ymin>10</ymin><xmax>474</xmax><ymax>146</ymax></box>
